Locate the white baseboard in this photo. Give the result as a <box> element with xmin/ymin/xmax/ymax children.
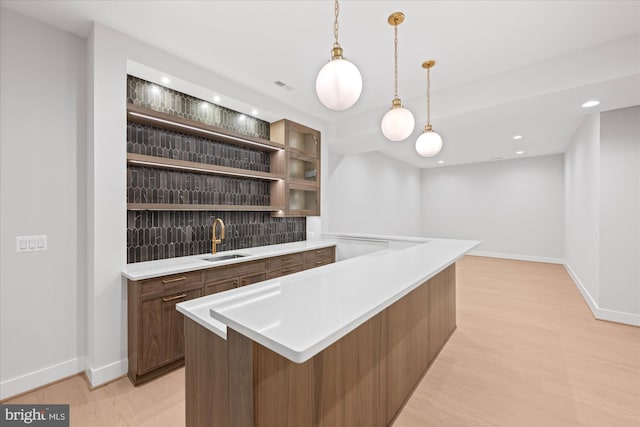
<box><xmin>86</xmin><ymin>358</ymin><xmax>128</xmax><ymax>388</ymax></box>
<box><xmin>0</xmin><ymin>357</ymin><xmax>85</xmax><ymax>401</ymax></box>
<box><xmin>564</xmin><ymin>262</ymin><xmax>640</xmax><ymax>327</ymax></box>
<box><xmin>468</xmin><ymin>250</ymin><xmax>564</xmax><ymax>264</ymax></box>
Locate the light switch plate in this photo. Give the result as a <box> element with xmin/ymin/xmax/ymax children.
<box><xmin>16</xmin><ymin>235</ymin><xmax>47</xmax><ymax>252</ymax></box>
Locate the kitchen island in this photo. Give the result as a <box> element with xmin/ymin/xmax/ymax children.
<box><xmin>177</xmin><ymin>235</ymin><xmax>479</xmax><ymax>427</ymax></box>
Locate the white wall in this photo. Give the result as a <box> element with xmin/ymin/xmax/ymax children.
<box><xmin>421</xmin><ymin>155</ymin><xmax>565</xmax><ymax>262</ymax></box>
<box><xmin>564</xmin><ymin>114</ymin><xmax>601</xmax><ymax>301</ymax></box>
<box><xmin>0</xmin><ymin>8</ymin><xmax>86</xmax><ymax>399</ymax></box>
<box><xmin>599</xmin><ymin>106</ymin><xmax>640</xmax><ymax>316</ymax></box>
<box><xmin>564</xmin><ymin>107</ymin><xmax>640</xmax><ymax>326</ymax></box>
<box><xmin>327</xmin><ymin>151</ymin><xmax>421</xmax><ymax>236</ymax></box>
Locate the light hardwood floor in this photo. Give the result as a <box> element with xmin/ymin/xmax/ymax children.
<box><xmin>5</xmin><ymin>256</ymin><xmax>640</xmax><ymax>426</ymax></box>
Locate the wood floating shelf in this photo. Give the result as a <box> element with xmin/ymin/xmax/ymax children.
<box><xmin>127</xmin><ymin>104</ymin><xmax>283</xmax><ymax>152</ymax></box>
<box><xmin>127</xmin><ymin>203</ymin><xmax>284</xmax><ymax>212</ymax></box>
<box><xmin>127</xmin><ymin>154</ymin><xmax>284</xmax><ymax>182</ymax></box>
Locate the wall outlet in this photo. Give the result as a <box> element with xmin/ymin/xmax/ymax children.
<box><xmin>16</xmin><ymin>235</ymin><xmax>47</xmax><ymax>252</ymax></box>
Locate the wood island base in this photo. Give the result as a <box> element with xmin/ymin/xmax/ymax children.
<box><xmin>184</xmin><ymin>264</ymin><xmax>456</xmax><ymax>427</ymax></box>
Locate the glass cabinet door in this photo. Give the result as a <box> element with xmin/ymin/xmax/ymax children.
<box><xmin>288</xmin><ymin>127</ymin><xmax>319</xmax><ymax>158</ymax></box>
<box><xmin>288</xmin><ymin>158</ymin><xmax>318</xmax><ymax>183</ymax></box>
<box><xmin>287</xmin><ymin>189</ymin><xmax>318</xmax><ymax>214</ymax></box>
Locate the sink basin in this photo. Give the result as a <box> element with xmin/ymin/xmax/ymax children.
<box><xmin>201</xmin><ymin>254</ymin><xmax>249</xmax><ymax>262</ymax></box>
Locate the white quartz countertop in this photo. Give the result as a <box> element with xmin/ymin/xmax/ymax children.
<box><xmin>177</xmin><ymin>236</ymin><xmax>479</xmax><ymax>362</ymax></box>
<box><xmin>122</xmin><ymin>240</ymin><xmax>337</xmax><ymax>281</ymax></box>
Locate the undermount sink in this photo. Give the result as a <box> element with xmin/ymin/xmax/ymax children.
<box><xmin>201</xmin><ymin>254</ymin><xmax>249</xmax><ymax>262</ymax></box>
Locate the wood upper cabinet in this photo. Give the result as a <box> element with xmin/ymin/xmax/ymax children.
<box><xmin>270</xmin><ymin>119</ymin><xmax>321</xmax><ymax>217</ymax></box>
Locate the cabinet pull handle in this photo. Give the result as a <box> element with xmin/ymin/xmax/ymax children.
<box><xmin>315</xmin><ymin>250</ymin><xmax>323</xmax><ymax>254</ymax></box>
<box><xmin>162</xmin><ymin>276</ymin><xmax>186</xmax><ymax>284</ymax></box>
<box><xmin>162</xmin><ymin>293</ymin><xmax>187</xmax><ymax>302</ymax></box>
<box><xmin>280</xmin><ymin>268</ymin><xmax>293</xmax><ymax>274</ymax></box>
<box><xmin>315</xmin><ymin>260</ymin><xmax>324</xmax><ymax>265</ymax></box>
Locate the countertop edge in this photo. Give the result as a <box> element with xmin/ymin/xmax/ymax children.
<box><xmin>122</xmin><ymin>240</ymin><xmax>337</xmax><ymax>281</ymax></box>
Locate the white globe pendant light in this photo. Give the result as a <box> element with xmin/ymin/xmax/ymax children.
<box><xmin>315</xmin><ymin>0</ymin><xmax>362</xmax><ymax>111</ymax></box>
<box><xmin>416</xmin><ymin>128</ymin><xmax>443</xmax><ymax>157</ymax></box>
<box><xmin>382</xmin><ymin>101</ymin><xmax>415</xmax><ymax>141</ymax></box>
<box><xmin>380</xmin><ymin>12</ymin><xmax>415</xmax><ymax>142</ymax></box>
<box><xmin>415</xmin><ymin>60</ymin><xmax>443</xmax><ymax>157</ymax></box>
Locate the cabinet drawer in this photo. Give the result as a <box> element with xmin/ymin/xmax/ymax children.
<box><xmin>239</xmin><ymin>272</ymin><xmax>267</xmax><ymax>287</ymax></box>
<box><xmin>139</xmin><ymin>271</ymin><xmax>202</xmax><ymax>298</ymax></box>
<box><xmin>204</xmin><ymin>260</ymin><xmax>266</xmax><ymax>282</ymax></box>
<box><xmin>204</xmin><ymin>277</ymin><xmax>239</xmax><ymax>295</ymax></box>
<box><xmin>303</xmin><ymin>247</ymin><xmax>335</xmax><ymax>264</ymax></box>
<box><xmin>266</xmin><ymin>264</ymin><xmax>303</xmax><ymax>280</ymax></box>
<box><xmin>304</xmin><ymin>257</ymin><xmax>333</xmax><ymax>271</ymax></box>
<box><xmin>266</xmin><ymin>253</ymin><xmax>302</xmax><ymax>271</ymax></box>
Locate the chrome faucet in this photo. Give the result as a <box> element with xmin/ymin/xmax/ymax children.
<box><xmin>211</xmin><ymin>218</ymin><xmax>225</xmax><ymax>254</ymax></box>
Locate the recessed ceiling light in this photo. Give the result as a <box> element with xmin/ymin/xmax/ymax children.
<box><xmin>582</xmin><ymin>100</ymin><xmax>600</xmax><ymax>108</ymax></box>
<box><xmin>513</xmin><ymin>135</ymin><xmax>523</xmax><ymax>140</ymax></box>
<box><xmin>516</xmin><ymin>150</ymin><xmax>525</xmax><ymax>155</ymax></box>
<box><xmin>161</xmin><ymin>76</ymin><xmax>170</xmax><ymax>85</ymax></box>
<box><xmin>251</xmin><ymin>109</ymin><xmax>258</xmax><ymax>116</ymax></box>
<box><xmin>437</xmin><ymin>160</ymin><xmax>444</xmax><ymax>164</ymax></box>
<box><xmin>213</xmin><ymin>95</ymin><xmax>221</xmax><ymax>103</ymax></box>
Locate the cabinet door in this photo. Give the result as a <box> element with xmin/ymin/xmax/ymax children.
<box><xmin>287</xmin><ymin>187</ymin><xmax>319</xmax><ymax>215</ymax></box>
<box><xmin>139</xmin><ymin>288</ymin><xmax>201</xmax><ymax>374</ymax></box>
<box><xmin>288</xmin><ymin>156</ymin><xmax>319</xmax><ymax>185</ymax></box>
<box><xmin>287</xmin><ymin>121</ymin><xmax>320</xmax><ymax>158</ymax></box>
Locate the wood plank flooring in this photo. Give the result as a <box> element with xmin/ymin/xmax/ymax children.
<box><xmin>5</xmin><ymin>256</ymin><xmax>640</xmax><ymax>426</ymax></box>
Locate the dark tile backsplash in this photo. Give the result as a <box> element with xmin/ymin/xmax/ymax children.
<box><xmin>127</xmin><ymin>166</ymin><xmax>271</xmax><ymax>206</ymax></box>
<box><xmin>127</xmin><ymin>75</ymin><xmax>270</xmax><ymax>139</ymax></box>
<box><xmin>127</xmin><ymin>76</ymin><xmax>306</xmax><ymax>263</ymax></box>
<box><xmin>127</xmin><ymin>122</ymin><xmax>271</xmax><ymax>172</ymax></box>
<box><xmin>127</xmin><ymin>211</ymin><xmax>306</xmax><ymax>264</ymax></box>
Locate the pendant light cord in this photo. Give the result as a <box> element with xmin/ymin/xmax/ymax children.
<box><xmin>333</xmin><ymin>0</ymin><xmax>340</xmax><ymax>48</ymax></box>
<box><xmin>393</xmin><ymin>23</ymin><xmax>399</xmax><ymax>99</ymax></box>
<box><xmin>426</xmin><ymin>67</ymin><xmax>431</xmax><ymax>127</ymax></box>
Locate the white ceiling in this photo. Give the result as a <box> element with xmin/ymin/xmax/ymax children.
<box><xmin>2</xmin><ymin>0</ymin><xmax>639</xmax><ymax>168</ymax></box>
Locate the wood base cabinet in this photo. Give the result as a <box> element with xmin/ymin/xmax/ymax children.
<box><xmin>184</xmin><ymin>264</ymin><xmax>456</xmax><ymax>427</ymax></box>
<box><xmin>128</xmin><ymin>271</ymin><xmax>203</xmax><ymax>385</ymax></box>
<box><xmin>128</xmin><ymin>245</ymin><xmax>336</xmax><ymax>385</ymax></box>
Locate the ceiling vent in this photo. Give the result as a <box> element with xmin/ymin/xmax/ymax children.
<box><xmin>274</xmin><ymin>80</ymin><xmax>294</xmax><ymax>91</ymax></box>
